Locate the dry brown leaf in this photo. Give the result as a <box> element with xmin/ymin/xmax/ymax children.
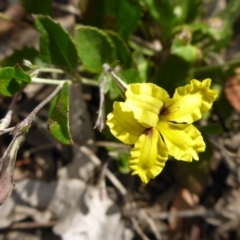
<box><xmin>0</xmin><ymin>172</ymin><xmax>14</xmax><ymax>205</ymax></box>
<box><xmin>224</xmin><ymin>68</ymin><xmax>240</xmax><ymax>112</ymax></box>
<box><xmin>169</xmin><ymin>188</ymin><xmax>199</xmax><ymax>231</ymax></box>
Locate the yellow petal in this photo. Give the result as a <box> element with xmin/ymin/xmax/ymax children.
<box><xmin>161</xmin><ymin>79</ymin><xmax>218</xmax><ymax>123</ymax></box>
<box><xmin>157</xmin><ymin>121</ymin><xmax>205</xmax><ymax>161</ymax></box>
<box><xmin>124</xmin><ymin>83</ymin><xmax>169</xmax><ymax>127</ymax></box>
<box><xmin>106</xmin><ymin>102</ymin><xmax>145</xmax><ymax>144</ymax></box>
<box><xmin>128</xmin><ymin>127</ymin><xmax>168</xmax><ymax>183</ymax></box>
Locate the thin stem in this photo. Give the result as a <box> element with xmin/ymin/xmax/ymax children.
<box><xmin>29</xmin><ymin>83</ymin><xmax>64</xmax><ymax>120</ymax></box>
<box><xmin>81</xmin><ymin>77</ymin><xmax>99</xmax><ymax>87</ymax></box>
<box><xmin>80</xmin><ymin>146</ymin><xmax>127</xmax><ymax>196</ymax></box>
<box><xmin>15</xmin><ymin>83</ymin><xmax>64</xmax><ymax>134</ymax></box>
<box><xmin>194</xmin><ymin>57</ymin><xmax>240</xmax><ymax>75</ymax></box>
<box><xmin>32</xmin><ymin>78</ymin><xmax>71</xmax><ymax>85</ymax></box>
<box><xmin>0</xmin><ymin>127</ymin><xmax>15</xmax><ymax>136</ymax></box>
<box><xmin>75</xmin><ymin>71</ymin><xmax>99</xmax><ymax>87</ymax></box>
<box><xmin>94</xmin><ymin>73</ymin><xmax>107</xmax><ymax>131</ymax></box>
<box><xmin>32</xmin><ymin>77</ymin><xmax>99</xmax><ymax>87</ymax></box>
<box><xmin>30</xmin><ymin>68</ymin><xmax>64</xmax><ymax>77</ymax></box>
<box><xmin>39</xmin><ymin>68</ymin><xmax>64</xmax><ymax>73</ymax></box>
<box><xmin>109</xmin><ymin>71</ymin><xmax>128</xmax><ymax>89</ymax></box>
<box><xmin>103</xmin><ymin>64</ymin><xmax>127</xmax><ymax>95</ymax></box>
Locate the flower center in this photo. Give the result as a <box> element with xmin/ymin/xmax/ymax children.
<box><xmin>144</xmin><ymin>127</ymin><xmax>153</xmax><ymax>135</ymax></box>
<box><xmin>159</xmin><ymin>106</ymin><xmax>169</xmax><ymax>116</ymax></box>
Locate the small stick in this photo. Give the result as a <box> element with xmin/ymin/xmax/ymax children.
<box><xmin>80</xmin><ymin>145</ymin><xmax>127</xmax><ymax>196</ymax></box>
<box><xmin>140</xmin><ymin>210</ymin><xmax>162</xmax><ymax>240</ymax></box>
<box><xmin>131</xmin><ymin>217</ymin><xmax>150</xmax><ymax>240</ymax></box>
<box><xmin>9</xmin><ymin>221</ymin><xmax>56</xmax><ymax>230</ymax></box>
<box><xmin>151</xmin><ymin>207</ymin><xmax>220</xmax><ymax>220</ymax></box>
<box><xmin>96</xmin><ymin>141</ymin><xmax>130</xmax><ymax>150</ymax></box>
<box><xmin>94</xmin><ymin>72</ymin><xmax>107</xmax><ymax>131</ymax></box>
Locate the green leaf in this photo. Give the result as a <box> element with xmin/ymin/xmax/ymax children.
<box><xmin>84</xmin><ymin>0</ymin><xmax>141</xmax><ymax>38</ymax></box>
<box><xmin>190</xmin><ymin>19</ymin><xmax>232</xmax><ymax>52</ymax></box>
<box><xmin>201</xmin><ymin>124</ymin><xmax>223</xmax><ymax>135</ymax></box>
<box><xmin>143</xmin><ymin>0</ymin><xmax>180</xmax><ymax>40</ymax></box>
<box><xmin>143</xmin><ymin>0</ymin><xmax>201</xmax><ymax>41</ymax></box>
<box><xmin>117</xmin><ymin>152</ymin><xmax>130</xmax><ymax>174</ymax></box>
<box><xmin>104</xmin><ymin>0</ymin><xmax>141</xmax><ymax>38</ymax></box>
<box><xmin>117</xmin><ymin>0</ymin><xmax>141</xmax><ymax>38</ymax></box>
<box><xmin>48</xmin><ymin>82</ymin><xmax>72</xmax><ymax>144</ymax></box>
<box><xmin>75</xmin><ymin>26</ymin><xmax>115</xmax><ymax>73</ymax></box>
<box><xmin>108</xmin><ymin>68</ymin><xmax>144</xmax><ymax>99</ymax></box>
<box><xmin>184</xmin><ymin>0</ymin><xmax>202</xmax><ymax>23</ymax></box>
<box><xmin>35</xmin><ymin>16</ymin><xmax>78</xmax><ymax>73</ymax></box>
<box><xmin>214</xmin><ymin>91</ymin><xmax>233</xmax><ymax>120</ymax></box>
<box><xmin>107</xmin><ymin>31</ymin><xmax>132</xmax><ymax>68</ymax></box>
<box><xmin>0</xmin><ymin>47</ymin><xmax>38</xmax><ymax>69</ymax></box>
<box><xmin>22</xmin><ymin>0</ymin><xmax>52</xmax><ymax>15</ymax></box>
<box><xmin>217</xmin><ymin>0</ymin><xmax>240</xmax><ymax>24</ymax></box>
<box><xmin>171</xmin><ymin>41</ymin><xmax>201</xmax><ymax>63</ymax></box>
<box><xmin>119</xmin><ymin>68</ymin><xmax>144</xmax><ymax>84</ymax></box>
<box><xmin>154</xmin><ymin>55</ymin><xmax>192</xmax><ymax>95</ymax></box>
<box><xmin>0</xmin><ymin>65</ymin><xmax>31</xmax><ymax>96</ymax></box>
<box><xmin>109</xmin><ymin>84</ymin><xmax>121</xmax><ymax>99</ymax></box>
<box><xmin>132</xmin><ymin>51</ymin><xmax>149</xmax><ymax>80</ymax></box>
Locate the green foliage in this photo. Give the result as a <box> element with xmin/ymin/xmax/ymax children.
<box><xmin>117</xmin><ymin>152</ymin><xmax>130</xmax><ymax>174</ymax></box>
<box><xmin>103</xmin><ymin>68</ymin><xmax>145</xmax><ymax>99</ymax></box>
<box><xmin>201</xmin><ymin>124</ymin><xmax>223</xmax><ymax>135</ymax></box>
<box><xmin>35</xmin><ymin>16</ymin><xmax>78</xmax><ymax>73</ymax></box>
<box><xmin>107</xmin><ymin>31</ymin><xmax>132</xmax><ymax>68</ymax></box>
<box><xmin>48</xmin><ymin>82</ymin><xmax>72</xmax><ymax>145</ymax></box>
<box><xmin>75</xmin><ymin>26</ymin><xmax>115</xmax><ymax>73</ymax></box>
<box><xmin>84</xmin><ymin>0</ymin><xmax>141</xmax><ymax>38</ymax></box>
<box><xmin>171</xmin><ymin>28</ymin><xmax>201</xmax><ymax>63</ymax></box>
<box><xmin>171</xmin><ymin>39</ymin><xmax>201</xmax><ymax>63</ymax></box>
<box><xmin>119</xmin><ymin>68</ymin><xmax>144</xmax><ymax>84</ymax></box>
<box><xmin>217</xmin><ymin>0</ymin><xmax>240</xmax><ymax>24</ymax></box>
<box><xmin>2</xmin><ymin>0</ymin><xmax>240</xmax><ymax>191</ymax></box>
<box><xmin>0</xmin><ymin>47</ymin><xmax>38</xmax><ymax>69</ymax></box>
<box><xmin>190</xmin><ymin>20</ymin><xmax>232</xmax><ymax>52</ymax></box>
<box><xmin>103</xmin><ymin>0</ymin><xmax>142</xmax><ymax>38</ymax></box>
<box><xmin>132</xmin><ymin>51</ymin><xmax>149</xmax><ymax>80</ymax></box>
<box><xmin>0</xmin><ymin>65</ymin><xmax>31</xmax><ymax>96</ymax></box>
<box><xmin>143</xmin><ymin>0</ymin><xmax>201</xmax><ymax>42</ymax></box>
<box><xmin>154</xmin><ymin>56</ymin><xmax>192</xmax><ymax>94</ymax></box>
<box><xmin>22</xmin><ymin>0</ymin><xmax>52</xmax><ymax>15</ymax></box>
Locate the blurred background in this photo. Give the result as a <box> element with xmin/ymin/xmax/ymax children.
<box><xmin>1</xmin><ymin>0</ymin><xmax>240</xmax><ymax>239</ymax></box>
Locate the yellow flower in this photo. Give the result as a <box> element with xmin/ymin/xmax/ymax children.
<box><xmin>106</xmin><ymin>79</ymin><xmax>218</xmax><ymax>183</ymax></box>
